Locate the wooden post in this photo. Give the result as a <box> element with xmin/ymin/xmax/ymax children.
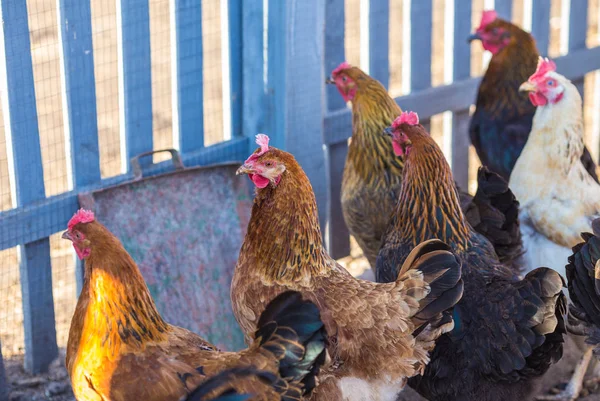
<box><xmin>58</xmin><ymin>0</ymin><xmax>102</xmax><ymax>295</ymax></box>
<box><xmin>368</xmin><ymin>0</ymin><xmax>390</xmax><ymax>89</ymax></box>
<box><xmin>174</xmin><ymin>0</ymin><xmax>205</xmax><ymax>153</ymax></box>
<box><xmin>568</xmin><ymin>0</ymin><xmax>588</xmax><ymax>98</ymax></box>
<box><xmin>531</xmin><ymin>0</ymin><xmax>551</xmax><ymax>57</ymax></box>
<box><xmin>410</xmin><ymin>0</ymin><xmax>432</xmax><ymax>131</ymax></box>
<box><xmin>0</xmin><ymin>0</ymin><xmax>58</xmax><ymax>374</ymax></box>
<box><xmin>494</xmin><ymin>0</ymin><xmax>512</xmax><ymax>20</ymax></box>
<box><xmin>119</xmin><ymin>0</ymin><xmax>154</xmax><ymax>168</ymax></box>
<box><xmin>266</xmin><ymin>0</ymin><xmax>328</xmax><ymax>231</ymax></box>
<box><xmin>451</xmin><ymin>0</ymin><xmax>472</xmax><ymax>191</ymax></box>
<box><xmin>0</xmin><ymin>343</ymin><xmax>7</xmax><ymax>401</ymax></box>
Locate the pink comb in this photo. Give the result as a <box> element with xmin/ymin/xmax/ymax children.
<box><xmin>529</xmin><ymin>57</ymin><xmax>556</xmax><ymax>83</ymax></box>
<box><xmin>478</xmin><ymin>10</ymin><xmax>497</xmax><ymax>30</ymax></box>
<box><xmin>68</xmin><ymin>208</ymin><xmax>95</xmax><ymax>230</ymax></box>
<box><xmin>244</xmin><ymin>134</ymin><xmax>271</xmax><ymax>164</ymax></box>
<box><xmin>392</xmin><ymin>111</ymin><xmax>419</xmax><ymax>129</ymax></box>
<box><xmin>332</xmin><ymin>61</ymin><xmax>352</xmax><ymax>77</ymax></box>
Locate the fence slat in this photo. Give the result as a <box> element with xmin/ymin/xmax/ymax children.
<box><xmin>242</xmin><ymin>0</ymin><xmax>264</xmax><ymax>141</ymax></box>
<box><xmin>531</xmin><ymin>0</ymin><xmax>551</xmax><ymax>56</ymax></box>
<box><xmin>569</xmin><ymin>0</ymin><xmax>588</xmax><ymax>97</ymax></box>
<box><xmin>0</xmin><ymin>0</ymin><xmax>58</xmax><ymax>373</ymax></box>
<box><xmin>369</xmin><ymin>0</ymin><xmax>390</xmax><ymax>89</ymax></box>
<box><xmin>174</xmin><ymin>0</ymin><xmax>204</xmax><ymax>152</ymax></box>
<box><xmin>229</xmin><ymin>0</ymin><xmax>242</xmax><ymax>138</ymax></box>
<box><xmin>451</xmin><ymin>0</ymin><xmax>472</xmax><ymax>190</ymax></box>
<box><xmin>119</xmin><ymin>0</ymin><xmax>154</xmax><ymax>167</ymax></box>
<box><xmin>410</xmin><ymin>0</ymin><xmax>432</xmax><ymax>130</ymax></box>
<box><xmin>325</xmin><ymin>0</ymin><xmax>349</xmax><ymax>258</ymax></box>
<box><xmin>0</xmin><ymin>343</ymin><xmax>7</xmax><ymax>401</ymax></box>
<box><xmin>266</xmin><ymin>0</ymin><xmax>328</xmax><ymax>231</ymax></box>
<box><xmin>494</xmin><ymin>0</ymin><xmax>512</xmax><ymax>20</ymax></box>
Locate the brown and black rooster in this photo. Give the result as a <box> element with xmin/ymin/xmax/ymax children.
<box><xmin>328</xmin><ymin>62</ymin><xmax>524</xmax><ymax>271</ymax></box>
<box><xmin>62</xmin><ymin>209</ymin><xmax>327</xmax><ymax>401</ymax></box>
<box><xmin>377</xmin><ymin>112</ymin><xmax>567</xmax><ymax>401</ymax></box>
<box><xmin>468</xmin><ymin>10</ymin><xmax>598</xmax><ymax>182</ymax></box>
<box><xmin>233</xmin><ymin>134</ymin><xmax>464</xmax><ymax>401</ymax></box>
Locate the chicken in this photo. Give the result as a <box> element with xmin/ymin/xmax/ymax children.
<box><xmin>233</xmin><ymin>134</ymin><xmax>464</xmax><ymax>401</ymax></box>
<box><xmin>328</xmin><ymin>62</ymin><xmax>523</xmax><ymax>270</ymax></box>
<box><xmin>62</xmin><ymin>209</ymin><xmax>327</xmax><ymax>401</ymax></box>
<box><xmin>377</xmin><ymin>111</ymin><xmax>566</xmax><ymax>401</ymax></box>
<box><xmin>510</xmin><ymin>57</ymin><xmax>600</xmax><ymax>401</ymax></box>
<box><xmin>468</xmin><ymin>10</ymin><xmax>598</xmax><ymax>183</ymax></box>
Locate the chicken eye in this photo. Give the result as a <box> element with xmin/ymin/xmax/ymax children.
<box><xmin>547</xmin><ymin>79</ymin><xmax>554</xmax><ymax>86</ymax></box>
<box><xmin>74</xmin><ymin>232</ymin><xmax>81</xmax><ymax>240</ymax></box>
<box><xmin>491</xmin><ymin>27</ymin><xmax>499</xmax><ymax>35</ymax></box>
<box><xmin>264</xmin><ymin>161</ymin><xmax>273</xmax><ymax>167</ymax></box>
<box><xmin>342</xmin><ymin>76</ymin><xmax>347</xmax><ymax>82</ymax></box>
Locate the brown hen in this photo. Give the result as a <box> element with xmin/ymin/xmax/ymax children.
<box><xmin>63</xmin><ymin>209</ymin><xmax>326</xmax><ymax>401</ymax></box>
<box><xmin>232</xmin><ymin>134</ymin><xmax>464</xmax><ymax>401</ymax></box>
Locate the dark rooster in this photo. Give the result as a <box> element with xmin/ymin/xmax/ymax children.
<box><xmin>328</xmin><ymin>62</ymin><xmax>523</xmax><ymax>270</ymax></box>
<box><xmin>468</xmin><ymin>10</ymin><xmax>598</xmax><ymax>182</ymax></box>
<box><xmin>377</xmin><ymin>112</ymin><xmax>566</xmax><ymax>401</ymax></box>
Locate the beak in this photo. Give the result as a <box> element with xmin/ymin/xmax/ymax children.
<box><xmin>384</xmin><ymin>127</ymin><xmax>394</xmax><ymax>137</ymax></box>
<box><xmin>519</xmin><ymin>81</ymin><xmax>537</xmax><ymax>93</ymax></box>
<box><xmin>326</xmin><ymin>77</ymin><xmax>334</xmax><ymax>84</ymax></box>
<box><xmin>236</xmin><ymin>164</ymin><xmax>254</xmax><ymax>176</ymax></box>
<box><xmin>467</xmin><ymin>32</ymin><xmax>481</xmax><ymax>43</ymax></box>
<box><xmin>61</xmin><ymin>230</ymin><xmax>72</xmax><ymax>241</ymax></box>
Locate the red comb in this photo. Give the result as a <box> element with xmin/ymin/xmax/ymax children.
<box><xmin>392</xmin><ymin>111</ymin><xmax>419</xmax><ymax>129</ymax></box>
<box><xmin>244</xmin><ymin>134</ymin><xmax>271</xmax><ymax>164</ymax></box>
<box><xmin>529</xmin><ymin>57</ymin><xmax>556</xmax><ymax>83</ymax></box>
<box><xmin>478</xmin><ymin>10</ymin><xmax>497</xmax><ymax>30</ymax></box>
<box><xmin>68</xmin><ymin>208</ymin><xmax>95</xmax><ymax>230</ymax></box>
<box><xmin>332</xmin><ymin>61</ymin><xmax>352</xmax><ymax>77</ymax></box>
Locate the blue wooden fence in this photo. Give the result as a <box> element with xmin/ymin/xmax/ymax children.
<box><xmin>1</xmin><ymin>0</ymin><xmax>600</xmax><ymax>383</ymax></box>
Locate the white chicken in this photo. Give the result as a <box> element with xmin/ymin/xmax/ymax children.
<box><xmin>510</xmin><ymin>56</ymin><xmax>600</xmax><ymax>401</ymax></box>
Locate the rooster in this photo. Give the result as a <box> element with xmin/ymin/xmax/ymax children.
<box><xmin>328</xmin><ymin>62</ymin><xmax>524</xmax><ymax>270</ymax></box>
<box><xmin>511</xmin><ymin>57</ymin><xmax>600</xmax><ymax>401</ymax></box>
<box><xmin>378</xmin><ymin>111</ymin><xmax>566</xmax><ymax>401</ymax></box>
<box><xmin>62</xmin><ymin>209</ymin><xmax>327</xmax><ymax>401</ymax></box>
<box><xmin>468</xmin><ymin>10</ymin><xmax>598</xmax><ymax>182</ymax></box>
<box><xmin>233</xmin><ymin>134</ymin><xmax>464</xmax><ymax>401</ymax></box>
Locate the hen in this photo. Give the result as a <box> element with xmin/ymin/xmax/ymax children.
<box><xmin>511</xmin><ymin>57</ymin><xmax>600</xmax><ymax>401</ymax></box>
<box><xmin>328</xmin><ymin>62</ymin><xmax>523</xmax><ymax>270</ymax></box>
<box><xmin>233</xmin><ymin>134</ymin><xmax>464</xmax><ymax>401</ymax></box>
<box><xmin>62</xmin><ymin>209</ymin><xmax>327</xmax><ymax>401</ymax></box>
<box><xmin>468</xmin><ymin>10</ymin><xmax>598</xmax><ymax>182</ymax></box>
<box><xmin>377</xmin><ymin>112</ymin><xmax>566</xmax><ymax>401</ymax></box>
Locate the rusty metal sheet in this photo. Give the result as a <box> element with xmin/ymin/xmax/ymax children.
<box><xmin>79</xmin><ymin>151</ymin><xmax>251</xmax><ymax>351</ymax></box>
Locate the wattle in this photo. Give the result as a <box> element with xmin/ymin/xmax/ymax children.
<box><xmin>249</xmin><ymin>173</ymin><xmax>270</xmax><ymax>188</ymax></box>
<box><xmin>529</xmin><ymin>92</ymin><xmax>547</xmax><ymax>107</ymax></box>
<box><xmin>392</xmin><ymin>141</ymin><xmax>405</xmax><ymax>157</ymax></box>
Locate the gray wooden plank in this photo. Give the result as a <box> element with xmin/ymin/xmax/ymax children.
<box><xmin>266</xmin><ymin>0</ymin><xmax>328</xmax><ymax>232</ymax></box>
<box><xmin>532</xmin><ymin>0</ymin><xmax>551</xmax><ymax>56</ymax></box>
<box><xmin>327</xmin><ymin>141</ymin><xmax>351</xmax><ymax>259</ymax></box>
<box><xmin>452</xmin><ymin>111</ymin><xmax>471</xmax><ymax>191</ymax></box>
<box><xmin>323</xmin><ymin>46</ymin><xmax>600</xmax><ymax>145</ymax></box>
<box><xmin>0</xmin><ymin>0</ymin><xmax>58</xmax><ymax>374</ymax></box>
<box><xmin>569</xmin><ymin>0</ymin><xmax>588</xmax><ymax>98</ymax></box>
<box><xmin>410</xmin><ymin>0</ymin><xmax>432</xmax><ymax>92</ymax></box>
<box><xmin>369</xmin><ymin>0</ymin><xmax>390</xmax><ymax>89</ymax></box>
<box><xmin>325</xmin><ymin>0</ymin><xmax>346</xmax><ymax>111</ymax></box>
<box><xmin>242</xmin><ymin>0</ymin><xmax>265</xmax><ymax>143</ymax></box>
<box><xmin>0</xmin><ymin>344</ymin><xmax>7</xmax><ymax>401</ymax></box>
<box><xmin>494</xmin><ymin>0</ymin><xmax>512</xmax><ymax>20</ymax></box>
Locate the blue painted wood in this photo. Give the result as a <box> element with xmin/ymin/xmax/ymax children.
<box><xmin>410</xmin><ymin>0</ymin><xmax>432</xmax><ymax>93</ymax></box>
<box><xmin>174</xmin><ymin>0</ymin><xmax>204</xmax><ymax>152</ymax></box>
<box><xmin>324</xmin><ymin>0</ymin><xmax>349</xmax><ymax>258</ymax></box>
<box><xmin>494</xmin><ymin>0</ymin><xmax>512</xmax><ymax>20</ymax></box>
<box><xmin>120</xmin><ymin>0</ymin><xmax>153</xmax><ymax>167</ymax></box>
<box><xmin>0</xmin><ymin>0</ymin><xmax>58</xmax><ymax>374</ymax></box>
<box><xmin>452</xmin><ymin>0</ymin><xmax>472</xmax><ymax>190</ymax></box>
<box><xmin>325</xmin><ymin>0</ymin><xmax>346</xmax><ymax>111</ymax></box>
<box><xmin>59</xmin><ymin>0</ymin><xmax>101</xmax><ymax>188</ymax></box>
<box><xmin>369</xmin><ymin>0</ymin><xmax>389</xmax><ymax>89</ymax></box>
<box><xmin>0</xmin><ymin>343</ymin><xmax>7</xmax><ymax>401</ymax></box>
<box><xmin>0</xmin><ymin>138</ymin><xmax>250</xmax><ymax>251</ymax></box>
<box><xmin>568</xmin><ymin>0</ymin><xmax>588</xmax><ymax>97</ymax></box>
<box><xmin>241</xmin><ymin>0</ymin><xmax>264</xmax><ymax>144</ymax></box>
<box><xmin>229</xmin><ymin>0</ymin><xmax>242</xmax><ymax>138</ymax></box>
<box><xmin>531</xmin><ymin>0</ymin><xmax>551</xmax><ymax>56</ymax></box>
<box><xmin>265</xmin><ymin>0</ymin><xmax>328</xmax><ymax>232</ymax></box>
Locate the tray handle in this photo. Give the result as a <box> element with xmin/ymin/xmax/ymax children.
<box><xmin>130</xmin><ymin>149</ymin><xmax>184</xmax><ymax>180</ymax></box>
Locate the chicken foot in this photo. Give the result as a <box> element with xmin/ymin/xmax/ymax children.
<box><xmin>537</xmin><ymin>347</ymin><xmax>594</xmax><ymax>401</ymax></box>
